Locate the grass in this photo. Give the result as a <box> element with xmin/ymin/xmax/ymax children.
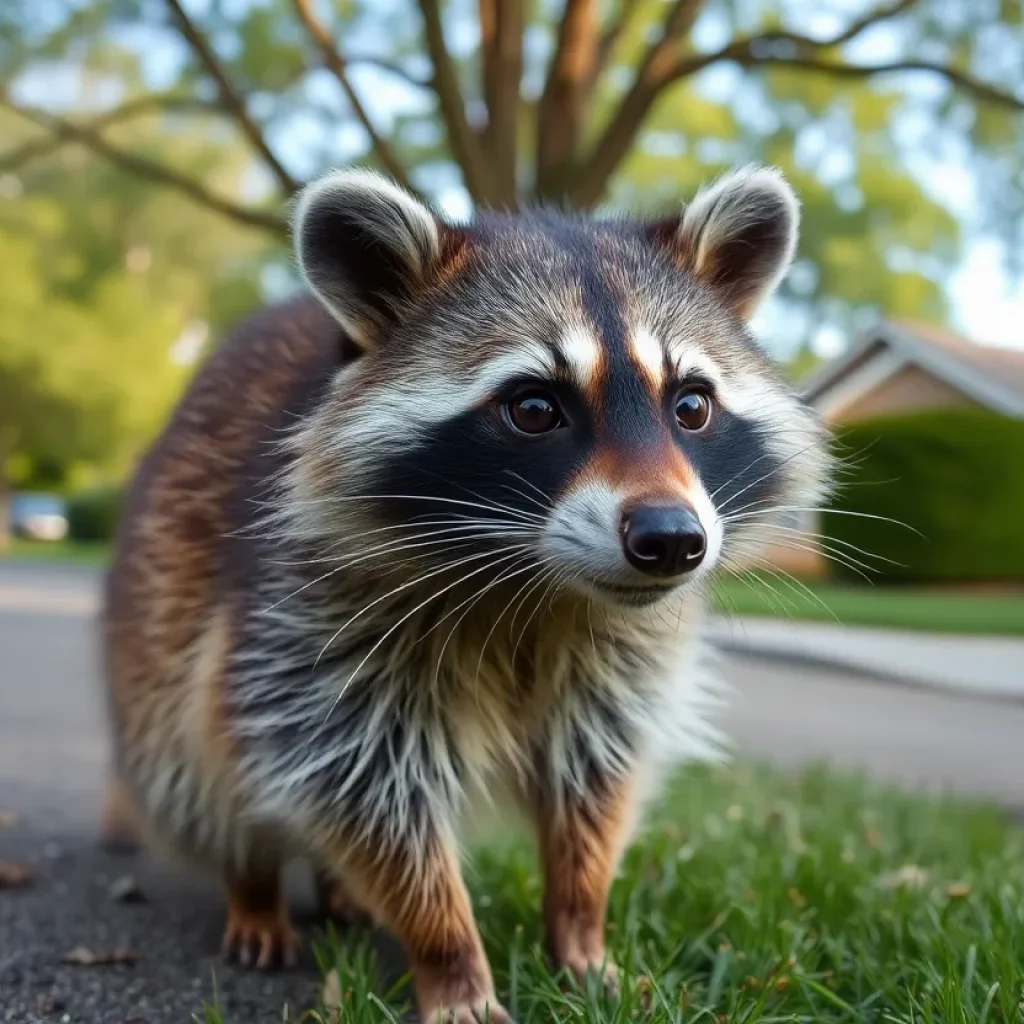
<box><xmin>1</xmin><ymin>537</ymin><xmax>111</xmax><ymax>565</ymax></box>
<box><xmin>712</xmin><ymin>575</ymin><xmax>1024</xmax><ymax>636</ymax></box>
<box><xmin>199</xmin><ymin>762</ymin><xmax>1024</xmax><ymax>1023</ymax></box>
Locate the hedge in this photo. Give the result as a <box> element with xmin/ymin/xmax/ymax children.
<box><xmin>823</xmin><ymin>408</ymin><xmax>1024</xmax><ymax>583</ymax></box>
<box><xmin>66</xmin><ymin>487</ymin><xmax>124</xmax><ymax>542</ymax></box>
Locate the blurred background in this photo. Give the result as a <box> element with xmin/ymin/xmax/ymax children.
<box><xmin>0</xmin><ymin>1</ymin><xmax>1022</xmax><ymax>1019</ymax></box>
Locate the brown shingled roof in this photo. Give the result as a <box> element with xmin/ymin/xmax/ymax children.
<box><xmin>894</xmin><ymin>320</ymin><xmax>1024</xmax><ymax>400</ymax></box>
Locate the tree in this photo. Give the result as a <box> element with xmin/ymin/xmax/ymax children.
<box><xmin>3</xmin><ymin>0</ymin><xmax>1021</xmax><ymax>349</ymax></box>
<box><xmin>0</xmin><ymin>96</ymin><xmax>271</xmax><ymax>545</ymax></box>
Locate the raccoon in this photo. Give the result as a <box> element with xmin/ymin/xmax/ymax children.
<box><xmin>103</xmin><ymin>166</ymin><xmax>829</xmax><ymax>1021</ymax></box>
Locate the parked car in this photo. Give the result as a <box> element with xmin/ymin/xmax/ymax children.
<box><xmin>11</xmin><ymin>492</ymin><xmax>69</xmax><ymax>542</ymax></box>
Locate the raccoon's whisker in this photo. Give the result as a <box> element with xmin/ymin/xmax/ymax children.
<box><xmin>471</xmin><ymin>555</ymin><xmax>562</xmax><ymax>687</ymax></box>
<box><xmin>731</xmin><ymin>525</ymin><xmax>884</xmax><ymax>578</ymax></box>
<box><xmin>293</xmin><ymin>521</ymin><xmax>536</xmax><ymax>568</ymax></box>
<box><xmin>714</xmin><ymin>439</ymin><xmax>828</xmax><ymax>517</ymax></box>
<box><xmin>268</xmin><ymin>516</ymin><xmax>533</xmax><ymax>567</ymax></box>
<box><xmin>723</xmin><ymin>564</ymin><xmax>799</xmax><ymax>619</ymax></box>
<box><xmin>291</xmin><ymin>493</ymin><xmax>545</xmax><ymax>526</ymax></box>
<box><xmin>312</xmin><ymin>545</ymin><xmax>526</xmax><ymax>674</ymax></box>
<box><xmin>749</xmin><ymin>524</ymin><xmax>903</xmax><ymax>567</ymax></box>
<box><xmin>323</xmin><ymin>546</ymin><xmax>532</xmax><ymax>722</ymax></box>
<box><xmin>504</xmin><ymin>470</ymin><xmax>555</xmax><ymax>507</ymax></box>
<box><xmin>427</xmin><ymin>555</ymin><xmax>545</xmax><ymax>692</ymax></box>
<box><xmin>730</xmin><ymin>531</ymin><xmax>877</xmax><ymax>583</ymax></box>
<box><xmin>512</xmin><ymin>563</ymin><xmax>569</xmax><ymax>664</ymax></box>
<box><xmin>408</xmin><ymin>469</ymin><xmax>549</xmax><ymax>526</ymax></box>
<box><xmin>707</xmin><ymin>447</ymin><xmax>786</xmax><ymax>504</ymax></box>
<box><xmin>500</xmin><ymin>483</ymin><xmax>555</xmax><ymax>515</ymax></box>
<box><xmin>500</xmin><ymin>475</ymin><xmax>555</xmax><ymax>515</ymax></box>
<box><xmin>721</xmin><ymin>506</ymin><xmax>923</xmax><ymax>536</ymax></box>
<box><xmin>755</xmin><ymin>565</ymin><xmax>839</xmax><ymax>622</ymax></box>
<box><xmin>264</xmin><ymin>524</ymin><xmax>536</xmax><ymax>611</ymax></box>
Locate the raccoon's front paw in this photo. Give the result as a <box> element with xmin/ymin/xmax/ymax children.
<box><xmin>221</xmin><ymin>903</ymin><xmax>298</xmax><ymax>970</ymax></box>
<box><xmin>424</xmin><ymin>997</ymin><xmax>514</xmax><ymax>1023</ymax></box>
<box><xmin>549</xmin><ymin>919</ymin><xmax>619</xmax><ymax>994</ymax></box>
<box><xmin>559</xmin><ymin>952</ymin><xmax>619</xmax><ymax>994</ymax></box>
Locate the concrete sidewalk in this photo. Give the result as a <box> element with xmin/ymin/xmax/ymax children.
<box><xmin>708</xmin><ymin>617</ymin><xmax>1024</xmax><ymax>701</ymax></box>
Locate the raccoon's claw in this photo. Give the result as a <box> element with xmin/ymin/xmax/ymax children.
<box><xmin>221</xmin><ymin>907</ymin><xmax>298</xmax><ymax>970</ymax></box>
<box><xmin>427</xmin><ymin>998</ymin><xmax>514</xmax><ymax>1023</ymax></box>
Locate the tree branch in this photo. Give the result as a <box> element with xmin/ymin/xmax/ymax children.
<box><xmin>590</xmin><ymin>0</ymin><xmax>643</xmax><ymax>90</ymax></box>
<box><xmin>346</xmin><ymin>54</ymin><xmax>431</xmax><ymax>91</ymax></box>
<box><xmin>289</xmin><ymin>0</ymin><xmax>418</xmax><ymax>196</ymax></box>
<box><xmin>163</xmin><ymin>0</ymin><xmax>297</xmax><ymax>194</ymax></box>
<box><xmin>536</xmin><ymin>0</ymin><xmax>598</xmax><ymax>199</ymax></box>
<box><xmin>732</xmin><ymin>54</ymin><xmax>1024</xmax><ymax>112</ymax></box>
<box><xmin>770</xmin><ymin>0</ymin><xmax>920</xmax><ymax>49</ymax></box>
<box><xmin>0</xmin><ymin>94</ymin><xmax>216</xmax><ymax>174</ymax></box>
<box><xmin>478</xmin><ymin>0</ymin><xmax>524</xmax><ymax>206</ymax></box>
<box><xmin>417</xmin><ymin>0</ymin><xmax>493</xmax><ymax>204</ymax></box>
<box><xmin>569</xmin><ymin>0</ymin><xmax>707</xmax><ymax>207</ymax></box>
<box><xmin>1</xmin><ymin>96</ymin><xmax>288</xmax><ymax>236</ymax></box>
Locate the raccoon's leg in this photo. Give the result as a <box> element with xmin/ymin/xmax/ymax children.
<box><xmin>535</xmin><ymin>774</ymin><xmax>635</xmax><ymax>990</ymax></box>
<box><xmin>99</xmin><ymin>772</ymin><xmax>141</xmax><ymax>852</ymax></box>
<box><xmin>314</xmin><ymin>868</ymin><xmax>373</xmax><ymax>928</ymax></box>
<box><xmin>221</xmin><ymin>853</ymin><xmax>298</xmax><ymax>969</ymax></box>
<box><xmin>331</xmin><ymin>836</ymin><xmax>511</xmax><ymax>1023</ymax></box>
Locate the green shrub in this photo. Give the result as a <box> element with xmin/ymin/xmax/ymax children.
<box><xmin>66</xmin><ymin>487</ymin><xmax>124</xmax><ymax>542</ymax></box>
<box><xmin>824</xmin><ymin>409</ymin><xmax>1024</xmax><ymax>583</ymax></box>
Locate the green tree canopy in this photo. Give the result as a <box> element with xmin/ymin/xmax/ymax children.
<box><xmin>0</xmin><ymin>92</ymin><xmax>270</xmax><ymax>539</ymax></box>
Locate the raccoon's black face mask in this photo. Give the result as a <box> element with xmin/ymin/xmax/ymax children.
<box><xmin>288</xmin><ymin>169</ymin><xmax>830</xmax><ymax>607</ymax></box>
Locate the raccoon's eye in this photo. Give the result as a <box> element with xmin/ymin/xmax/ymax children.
<box><xmin>505</xmin><ymin>391</ymin><xmax>564</xmax><ymax>435</ymax></box>
<box><xmin>675</xmin><ymin>390</ymin><xmax>713</xmax><ymax>432</ymax></box>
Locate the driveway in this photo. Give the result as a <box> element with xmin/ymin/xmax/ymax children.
<box><xmin>1</xmin><ymin>562</ymin><xmax>1022</xmax><ymax>1022</ymax></box>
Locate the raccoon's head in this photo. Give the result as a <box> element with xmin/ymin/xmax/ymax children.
<box><xmin>289</xmin><ymin>168</ymin><xmax>830</xmax><ymax>608</ymax></box>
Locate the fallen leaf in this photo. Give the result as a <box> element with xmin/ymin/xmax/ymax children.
<box><xmin>62</xmin><ymin>946</ymin><xmax>136</xmax><ymax>967</ymax></box>
<box><xmin>108</xmin><ymin>875</ymin><xmax>146</xmax><ymax>903</ymax></box>
<box><xmin>946</xmin><ymin>881</ymin><xmax>972</xmax><ymax>899</ymax></box>
<box><xmin>636</xmin><ymin>974</ymin><xmax>652</xmax><ymax>1011</ymax></box>
<box><xmin>322</xmin><ymin>968</ymin><xmax>342</xmax><ymax>1022</ymax></box>
<box><xmin>0</xmin><ymin>862</ymin><xmax>30</xmax><ymax>888</ymax></box>
<box><xmin>879</xmin><ymin>864</ymin><xmax>928</xmax><ymax>890</ymax></box>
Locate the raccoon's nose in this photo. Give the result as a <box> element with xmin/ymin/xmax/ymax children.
<box><xmin>621</xmin><ymin>505</ymin><xmax>706</xmax><ymax>577</ymax></box>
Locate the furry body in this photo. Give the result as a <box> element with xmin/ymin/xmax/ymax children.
<box><xmin>104</xmin><ymin>168</ymin><xmax>828</xmax><ymax>1020</ymax></box>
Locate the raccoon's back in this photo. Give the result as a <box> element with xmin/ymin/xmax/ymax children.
<box><xmin>104</xmin><ymin>295</ymin><xmax>354</xmax><ymax>720</ymax></box>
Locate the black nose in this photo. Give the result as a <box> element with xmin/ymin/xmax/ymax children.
<box><xmin>621</xmin><ymin>505</ymin><xmax>706</xmax><ymax>577</ymax></box>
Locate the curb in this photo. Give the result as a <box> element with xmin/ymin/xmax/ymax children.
<box><xmin>710</xmin><ymin>629</ymin><xmax>1024</xmax><ymax>706</ymax></box>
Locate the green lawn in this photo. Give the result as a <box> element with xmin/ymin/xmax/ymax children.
<box><xmin>200</xmin><ymin>762</ymin><xmax>1024</xmax><ymax>1023</ymax></box>
<box><xmin>712</xmin><ymin>575</ymin><xmax>1024</xmax><ymax>636</ymax></box>
<box><xmin>2</xmin><ymin>537</ymin><xmax>111</xmax><ymax>565</ymax></box>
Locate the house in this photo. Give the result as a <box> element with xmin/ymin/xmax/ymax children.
<box><xmin>800</xmin><ymin>320</ymin><xmax>1024</xmax><ymax>424</ymax></box>
<box><xmin>764</xmin><ymin>321</ymin><xmax>1024</xmax><ymax>576</ymax></box>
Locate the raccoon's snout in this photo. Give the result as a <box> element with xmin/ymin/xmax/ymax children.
<box><xmin>621</xmin><ymin>504</ymin><xmax>706</xmax><ymax>577</ymax></box>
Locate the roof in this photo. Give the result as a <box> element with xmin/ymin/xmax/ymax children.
<box><xmin>800</xmin><ymin>320</ymin><xmax>1024</xmax><ymax>418</ymax></box>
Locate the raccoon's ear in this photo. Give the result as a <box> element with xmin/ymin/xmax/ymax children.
<box><xmin>293</xmin><ymin>169</ymin><xmax>461</xmax><ymax>347</ymax></box>
<box><xmin>650</xmin><ymin>166</ymin><xmax>799</xmax><ymax>319</ymax></box>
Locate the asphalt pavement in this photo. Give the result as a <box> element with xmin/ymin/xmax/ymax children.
<box><xmin>1</xmin><ymin>562</ymin><xmax>1022</xmax><ymax>1023</ymax></box>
